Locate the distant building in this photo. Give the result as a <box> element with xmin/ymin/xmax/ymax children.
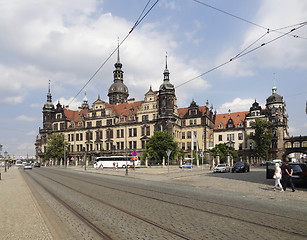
<box><xmin>35</xmin><ymin>50</ymin><xmax>289</xmax><ymax>164</ymax></box>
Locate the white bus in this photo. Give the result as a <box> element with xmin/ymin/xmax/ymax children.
<box><xmin>93</xmin><ymin>156</ymin><xmax>140</xmax><ymax>169</ymax></box>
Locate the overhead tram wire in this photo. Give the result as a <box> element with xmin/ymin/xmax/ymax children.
<box><xmin>175</xmin><ymin>22</ymin><xmax>307</xmax><ymax>89</ymax></box>
<box><xmin>233</xmin><ymin>21</ymin><xmax>307</xmax><ymax>60</ymax></box>
<box><xmin>191</xmin><ymin>0</ymin><xmax>307</xmax><ymax>40</ymax></box>
<box><xmin>68</xmin><ymin>0</ymin><xmax>160</xmax><ymax>107</ymax></box>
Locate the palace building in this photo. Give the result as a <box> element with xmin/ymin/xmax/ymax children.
<box><xmin>35</xmin><ymin>49</ymin><xmax>289</xmax><ymax>165</ymax></box>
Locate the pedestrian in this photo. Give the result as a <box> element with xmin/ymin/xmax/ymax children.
<box><xmin>281</xmin><ymin>162</ymin><xmax>295</xmax><ymax>192</ymax></box>
<box><xmin>115</xmin><ymin>162</ymin><xmax>118</xmax><ymax>169</ymax></box>
<box><xmin>273</xmin><ymin>163</ymin><xmax>283</xmax><ymax>192</ymax></box>
<box><xmin>113</xmin><ymin>162</ymin><xmax>115</xmax><ymax>169</ymax></box>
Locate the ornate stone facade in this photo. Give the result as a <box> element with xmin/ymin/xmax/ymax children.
<box><xmin>35</xmin><ymin>53</ymin><xmax>289</xmax><ymax>165</ymax></box>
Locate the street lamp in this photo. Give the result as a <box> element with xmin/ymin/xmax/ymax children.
<box><xmin>4</xmin><ymin>151</ymin><xmax>8</xmax><ymax>172</ymax></box>
<box><xmin>166</xmin><ymin>149</ymin><xmax>172</xmax><ymax>176</ymax></box>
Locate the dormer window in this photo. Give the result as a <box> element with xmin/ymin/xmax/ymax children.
<box><xmin>238</xmin><ymin>121</ymin><xmax>243</xmax><ymax>128</ymax></box>
<box><xmin>218</xmin><ymin>123</ymin><xmax>223</xmax><ymax>129</ymax></box>
<box><xmin>226</xmin><ymin>119</ymin><xmax>234</xmax><ymax>128</ymax></box>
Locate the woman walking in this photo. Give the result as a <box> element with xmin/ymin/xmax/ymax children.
<box><xmin>273</xmin><ymin>163</ymin><xmax>283</xmax><ymax>192</ymax></box>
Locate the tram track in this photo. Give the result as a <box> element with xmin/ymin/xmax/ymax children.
<box><xmin>34</xmin><ymin>168</ymin><xmax>307</xmax><ymax>238</ymax></box>
<box><xmin>25</xmin><ymin>170</ymin><xmax>193</xmax><ymax>240</ymax></box>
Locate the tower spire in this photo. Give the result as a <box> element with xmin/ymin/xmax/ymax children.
<box><xmin>163</xmin><ymin>52</ymin><xmax>170</xmax><ymax>81</ymax></box>
<box><xmin>47</xmin><ymin>79</ymin><xmax>52</xmax><ymax>103</ymax></box>
<box><xmin>272</xmin><ymin>73</ymin><xmax>277</xmax><ymax>94</ymax></box>
<box><xmin>117</xmin><ymin>37</ymin><xmax>120</xmax><ymax>64</ymax></box>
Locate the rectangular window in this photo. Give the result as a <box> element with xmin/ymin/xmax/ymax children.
<box><xmin>53</xmin><ymin>123</ymin><xmax>58</xmax><ymax>131</ymax></box>
<box><xmin>107</xmin><ymin>119</ymin><xmax>112</xmax><ymax>126</ymax></box>
<box><xmin>227</xmin><ymin>134</ymin><xmax>234</xmax><ymax>141</ymax></box>
<box><xmin>133</xmin><ymin>141</ymin><xmax>137</xmax><ymax>149</ymax></box>
<box><xmin>121</xmin><ymin>142</ymin><xmax>124</xmax><ymax>150</ymax></box>
<box><xmin>146</xmin><ymin>126</ymin><xmax>150</xmax><ymax>136</ymax></box>
<box><xmin>87</xmin><ymin>122</ymin><xmax>92</xmax><ymax>128</ymax></box>
<box><xmin>76</xmin><ymin>134</ymin><xmax>79</xmax><ymax>141</ymax></box>
<box><xmin>71</xmin><ymin>134</ymin><xmax>74</xmax><ymax>142</ymax></box>
<box><xmin>117</xmin><ymin>129</ymin><xmax>120</xmax><ymax>138</ymax></box>
<box><xmin>187</xmin><ymin>131</ymin><xmax>191</xmax><ymax>139</ymax></box>
<box><xmin>182</xmin><ymin>142</ymin><xmax>185</xmax><ymax>150</ymax></box>
<box><xmin>129</xmin><ymin>141</ymin><xmax>132</xmax><ymax>149</ymax></box>
<box><xmin>238</xmin><ymin>133</ymin><xmax>243</xmax><ymax>140</ymax></box>
<box><xmin>80</xmin><ymin>133</ymin><xmax>83</xmax><ymax>141</ymax></box>
<box><xmin>129</xmin><ymin>128</ymin><xmax>132</xmax><ymax>137</ymax></box>
<box><xmin>219</xmin><ymin>135</ymin><xmax>222</xmax><ymax>141</ymax></box>
<box><xmin>68</xmin><ymin>134</ymin><xmax>71</xmax><ymax>142</ymax></box>
<box><xmin>96</xmin><ymin>120</ymin><xmax>102</xmax><ymax>127</ymax></box>
<box><xmin>133</xmin><ymin>128</ymin><xmax>137</xmax><ymax>137</ymax></box>
<box><xmin>182</xmin><ymin>132</ymin><xmax>185</xmax><ymax>139</ymax></box>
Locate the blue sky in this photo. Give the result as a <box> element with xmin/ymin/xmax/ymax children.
<box><xmin>0</xmin><ymin>0</ymin><xmax>306</xmax><ymax>157</ymax></box>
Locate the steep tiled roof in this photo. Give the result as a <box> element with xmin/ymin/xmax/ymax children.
<box><xmin>106</xmin><ymin>101</ymin><xmax>143</xmax><ymax>119</ymax></box>
<box><xmin>64</xmin><ymin>108</ymin><xmax>88</xmax><ymax>122</ymax></box>
<box><xmin>63</xmin><ymin>101</ymin><xmax>143</xmax><ymax>123</ymax></box>
<box><xmin>178</xmin><ymin>105</ymin><xmax>208</xmax><ymax>117</ymax></box>
<box><xmin>214</xmin><ymin>111</ymin><xmax>248</xmax><ymax>130</ymax></box>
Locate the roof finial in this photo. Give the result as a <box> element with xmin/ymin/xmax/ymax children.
<box><xmin>165</xmin><ymin>51</ymin><xmax>168</xmax><ymax>69</ymax></box>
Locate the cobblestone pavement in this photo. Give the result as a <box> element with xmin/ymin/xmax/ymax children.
<box><xmin>1</xmin><ymin>165</ymin><xmax>306</xmax><ymax>239</ymax></box>
<box><xmin>0</xmin><ymin>166</ymin><xmax>53</xmax><ymax>240</ymax></box>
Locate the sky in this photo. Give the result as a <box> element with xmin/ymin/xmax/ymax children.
<box><xmin>0</xmin><ymin>0</ymin><xmax>306</xmax><ymax>158</ymax></box>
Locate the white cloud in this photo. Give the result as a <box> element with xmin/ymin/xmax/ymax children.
<box><xmin>217</xmin><ymin>98</ymin><xmax>256</xmax><ymax>113</ymax></box>
<box><xmin>16</xmin><ymin>115</ymin><xmax>36</xmax><ymax>122</ymax></box>
<box><xmin>17</xmin><ymin>142</ymin><xmax>35</xmax><ymax>152</ymax></box>
<box><xmin>215</xmin><ymin>0</ymin><xmax>307</xmax><ymax>77</ymax></box>
<box><xmin>55</xmin><ymin>97</ymin><xmax>82</xmax><ymax>110</ymax></box>
<box><xmin>27</xmin><ymin>130</ymin><xmax>37</xmax><ymax>136</ymax></box>
<box><xmin>288</xmin><ymin>126</ymin><xmax>297</xmax><ymax>136</ymax></box>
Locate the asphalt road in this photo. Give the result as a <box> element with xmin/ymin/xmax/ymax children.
<box><xmin>22</xmin><ymin>167</ymin><xmax>307</xmax><ymax>240</ymax></box>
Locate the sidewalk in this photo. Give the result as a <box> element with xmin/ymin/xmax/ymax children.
<box><xmin>0</xmin><ymin>167</ymin><xmax>52</xmax><ymax>240</ymax></box>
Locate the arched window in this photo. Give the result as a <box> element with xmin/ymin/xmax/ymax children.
<box><xmin>284</xmin><ymin>142</ymin><xmax>291</xmax><ymax>148</ymax></box>
<box><xmin>293</xmin><ymin>142</ymin><xmax>300</xmax><ymax>148</ymax></box>
<box><xmin>302</xmin><ymin>141</ymin><xmax>307</xmax><ymax>148</ymax></box>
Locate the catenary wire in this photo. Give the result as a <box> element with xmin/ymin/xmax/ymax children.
<box><xmin>68</xmin><ymin>0</ymin><xmax>159</xmax><ymax>106</ymax></box>
<box><xmin>191</xmin><ymin>0</ymin><xmax>307</xmax><ymax>40</ymax></box>
<box><xmin>175</xmin><ymin>22</ymin><xmax>307</xmax><ymax>89</ymax></box>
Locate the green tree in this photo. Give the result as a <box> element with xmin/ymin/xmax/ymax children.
<box><xmin>210</xmin><ymin>143</ymin><xmax>238</xmax><ymax>163</ymax></box>
<box><xmin>249</xmin><ymin>118</ymin><xmax>273</xmax><ymax>160</ymax></box>
<box><xmin>45</xmin><ymin>134</ymin><xmax>69</xmax><ymax>161</ymax></box>
<box><xmin>144</xmin><ymin>131</ymin><xmax>178</xmax><ymax>164</ymax></box>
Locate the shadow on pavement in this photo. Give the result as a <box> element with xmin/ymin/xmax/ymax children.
<box><xmin>208</xmin><ymin>167</ymin><xmax>307</xmax><ymax>191</ymax></box>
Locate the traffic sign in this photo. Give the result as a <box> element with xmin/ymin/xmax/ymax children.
<box><xmin>132</xmin><ymin>151</ymin><xmax>137</xmax><ymax>156</ymax></box>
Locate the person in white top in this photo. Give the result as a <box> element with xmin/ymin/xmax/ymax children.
<box><xmin>273</xmin><ymin>163</ymin><xmax>283</xmax><ymax>192</ymax></box>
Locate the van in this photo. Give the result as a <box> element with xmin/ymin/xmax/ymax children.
<box><xmin>15</xmin><ymin>160</ymin><xmax>23</xmax><ymax>167</ymax></box>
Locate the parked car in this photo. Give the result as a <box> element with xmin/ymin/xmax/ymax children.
<box><xmin>214</xmin><ymin>164</ymin><xmax>230</xmax><ymax>173</ymax></box>
<box><xmin>232</xmin><ymin>161</ymin><xmax>250</xmax><ymax>173</ymax></box>
<box><xmin>260</xmin><ymin>161</ymin><xmax>274</xmax><ymax>166</ymax></box>
<box><xmin>179</xmin><ymin>163</ymin><xmax>193</xmax><ymax>169</ymax></box>
<box><xmin>34</xmin><ymin>162</ymin><xmax>40</xmax><ymax>168</ymax></box>
<box><xmin>288</xmin><ymin>163</ymin><xmax>307</xmax><ymax>186</ymax></box>
<box><xmin>23</xmin><ymin>163</ymin><xmax>32</xmax><ymax>170</ymax></box>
